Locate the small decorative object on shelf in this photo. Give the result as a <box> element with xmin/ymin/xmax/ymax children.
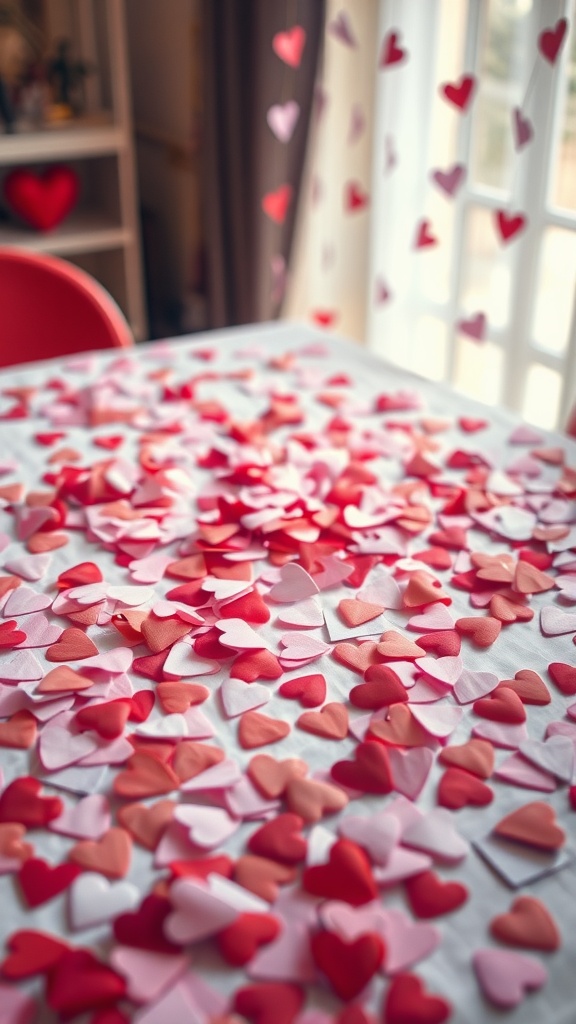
<box><xmin>46</xmin><ymin>37</ymin><xmax>92</xmax><ymax>122</ymax></box>
<box><xmin>3</xmin><ymin>162</ymin><xmax>80</xmax><ymax>230</ymax></box>
<box><xmin>0</xmin><ymin>7</ymin><xmax>29</xmax><ymax>132</ymax></box>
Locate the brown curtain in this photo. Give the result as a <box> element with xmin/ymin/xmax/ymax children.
<box><xmin>202</xmin><ymin>0</ymin><xmax>326</xmax><ymax>328</ymax></box>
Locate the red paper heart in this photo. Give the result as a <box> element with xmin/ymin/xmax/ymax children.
<box><xmin>0</xmin><ymin>620</ymin><xmax>27</xmax><ymax>648</ymax></box>
<box><xmin>233</xmin><ymin>982</ymin><xmax>304</xmax><ymax>1024</ymax></box>
<box><xmin>350</xmin><ymin>664</ymin><xmax>408</xmax><ymax>709</ymax></box>
<box><xmin>311</xmin><ymin>930</ymin><xmax>384</xmax><ymax>1001</ymax></box>
<box><xmin>494</xmin><ymin>801</ymin><xmax>565</xmax><ymax>851</ymax></box>
<box><xmin>473</xmin><ymin>685</ymin><xmax>526</xmax><ymax>723</ymax></box>
<box><xmin>0</xmin><ymin>777</ymin><xmax>63</xmax><ymax>827</ymax></box>
<box><xmin>272</xmin><ymin>26</ymin><xmax>306</xmax><ymax>67</ymax></box>
<box><xmin>302</xmin><ymin>839</ymin><xmax>378</xmax><ymax>906</ymax></box>
<box><xmin>74</xmin><ymin>698</ymin><xmax>131</xmax><ymax>740</ymax></box>
<box><xmin>496</xmin><ymin>670</ymin><xmax>550</xmax><ymax>706</ymax></box>
<box><xmin>56</xmin><ymin>562</ymin><xmax>104</xmax><ymax>589</ymax></box>
<box><xmin>218</xmin><ymin>590</ymin><xmax>271</xmax><ymax>623</ymax></box>
<box><xmin>490</xmin><ymin>896</ymin><xmax>560</xmax><ymax>951</ymax></box>
<box><xmin>18</xmin><ymin>857</ymin><xmax>81</xmax><ymax>907</ymax></box>
<box><xmin>47</xmin><ymin>949</ymin><xmax>126</xmax><ymax>1017</ymax></box>
<box><xmin>548</xmin><ymin>662</ymin><xmax>576</xmax><ymax>696</ymax></box>
<box><xmin>279</xmin><ymin>672</ymin><xmax>326</xmax><ymax>707</ymax></box>
<box><xmin>217</xmin><ymin>912</ymin><xmax>281</xmax><ymax>966</ymax></box>
<box><xmin>414</xmin><ymin>219</ymin><xmax>437</xmax><ymax>249</ymax></box>
<box><xmin>437</xmin><ymin>767</ymin><xmax>494</xmax><ymax>810</ymax></box>
<box><xmin>231</xmin><ymin>648</ymin><xmax>283</xmax><ymax>682</ymax></box>
<box><xmin>345</xmin><ymin>182</ymin><xmax>369</xmax><ymax>212</ymax></box>
<box><xmin>538</xmin><ymin>17</ymin><xmax>568</xmax><ymax>64</ymax></box>
<box><xmin>311</xmin><ymin>309</ymin><xmax>338</xmax><ymax>328</ymax></box>
<box><xmin>495</xmin><ymin>209</ymin><xmax>527</xmax><ymax>244</ymax></box>
<box><xmin>262</xmin><ymin>184</ymin><xmax>293</xmax><ymax>224</ymax></box>
<box><xmin>113</xmin><ymin>893</ymin><xmax>181</xmax><ymax>952</ymax></box>
<box><xmin>404</xmin><ymin>870</ymin><xmax>469</xmax><ymax>918</ymax></box>
<box><xmin>331</xmin><ymin>739</ymin><xmax>393</xmax><ymax>794</ymax></box>
<box><xmin>455</xmin><ymin>615</ymin><xmax>501</xmax><ymax>647</ymax></box>
<box><xmin>1</xmin><ymin>929</ymin><xmax>70</xmax><ymax>978</ymax></box>
<box><xmin>383</xmin><ymin>971</ymin><xmax>452</xmax><ymax>1023</ymax></box>
<box><xmin>380</xmin><ymin>30</ymin><xmax>407</xmax><ymax>68</ymax></box>
<box><xmin>415</xmin><ymin>631</ymin><xmax>461</xmax><ymax>657</ymax></box>
<box><xmin>4</xmin><ymin>164</ymin><xmax>80</xmax><ymax>231</ymax></box>
<box><xmin>440</xmin><ymin>74</ymin><xmax>476</xmax><ymax>111</ymax></box>
<box><xmin>248</xmin><ymin>812</ymin><xmax>307</xmax><ymax>865</ymax></box>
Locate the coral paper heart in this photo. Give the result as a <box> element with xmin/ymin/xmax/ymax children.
<box><xmin>45</xmin><ymin>627</ymin><xmax>99</xmax><ymax>661</ymax></box>
<box><xmin>493</xmin><ymin>801</ymin><xmax>565</xmax><ymax>851</ymax></box>
<box><xmin>272</xmin><ymin>26</ymin><xmax>306</xmax><ymax>67</ymax></box>
<box><xmin>437</xmin><ymin>767</ymin><xmax>493</xmax><ymax>810</ymax></box>
<box><xmin>297</xmin><ymin>702</ymin><xmax>349</xmax><ymax>739</ymax></box>
<box><xmin>490</xmin><ymin>896</ymin><xmax>560</xmax><ymax>951</ymax></box>
<box><xmin>247</xmin><ymin>754</ymin><xmax>308</xmax><ymax>799</ymax></box>
<box><xmin>239</xmin><ymin>710</ymin><xmax>291</xmax><ymax>749</ymax></box>
<box><xmin>4</xmin><ymin>165</ymin><xmax>80</xmax><ymax>231</ymax></box>
<box><xmin>438</xmin><ymin>739</ymin><xmax>494</xmax><ymax>778</ymax></box>
<box><xmin>383</xmin><ymin>972</ymin><xmax>452</xmax><ymax>1023</ymax></box>
<box><xmin>248</xmin><ymin>813</ymin><xmax>307</xmax><ymax>865</ymax></box>
<box><xmin>473</xmin><ymin>686</ymin><xmax>526</xmax><ymax>723</ymax></box>
<box><xmin>311</xmin><ymin>930</ymin><xmax>384</xmax><ymax>1001</ymax></box>
<box><xmin>68</xmin><ymin>827</ymin><xmax>132</xmax><ymax>878</ymax></box>
<box><xmin>261</xmin><ymin>184</ymin><xmax>293</xmax><ymax>225</ymax></box>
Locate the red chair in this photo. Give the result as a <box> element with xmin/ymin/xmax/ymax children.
<box><xmin>0</xmin><ymin>247</ymin><xmax>133</xmax><ymax>367</ymax></box>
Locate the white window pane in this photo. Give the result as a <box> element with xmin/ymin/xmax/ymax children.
<box><xmin>470</xmin><ymin>0</ymin><xmax>534</xmax><ymax>192</ymax></box>
<box><xmin>552</xmin><ymin>14</ymin><xmax>576</xmax><ymax>212</ymax></box>
<box><xmin>522</xmin><ymin>363</ymin><xmax>562</xmax><ymax>428</ymax></box>
<box><xmin>412</xmin><ymin>316</ymin><xmax>448</xmax><ymax>382</ymax></box>
<box><xmin>428</xmin><ymin>0</ymin><xmax>469</xmax><ymax>168</ymax></box>
<box><xmin>453</xmin><ymin>336</ymin><xmax>504</xmax><ymax>405</ymax></box>
<box><xmin>460</xmin><ymin>206</ymin><xmax>512</xmax><ymax>327</ymax></box>
<box><xmin>533</xmin><ymin>228</ymin><xmax>576</xmax><ymax>355</ymax></box>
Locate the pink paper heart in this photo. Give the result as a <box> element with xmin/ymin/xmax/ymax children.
<box><xmin>78</xmin><ymin>734</ymin><xmax>134</xmax><ymax>767</ymax></box>
<box><xmin>494</xmin><ymin>753</ymin><xmax>557</xmax><ymax>792</ymax></box>
<box><xmin>277</xmin><ymin>597</ymin><xmax>324</xmax><ymax>628</ymax></box>
<box><xmin>69</xmin><ymin>872</ymin><xmax>140</xmax><ymax>929</ymax></box>
<box><xmin>0</xmin><ymin>650</ymin><xmax>42</xmax><ymax>681</ymax></box>
<box><xmin>180</xmin><ymin>758</ymin><xmax>241</xmax><ymax>793</ymax></box>
<box><xmin>540</xmin><ymin>606</ymin><xmax>576</xmax><ymax>636</ymax></box>
<box><xmin>163</xmin><ymin>642</ymin><xmax>219</xmax><ymax>677</ymax></box>
<box><xmin>473</xmin><ymin>949</ymin><xmax>547</xmax><ymax>1008</ymax></box>
<box><xmin>220</xmin><ymin>677</ymin><xmax>271</xmax><ymax>717</ymax></box>
<box><xmin>373</xmin><ymin>847</ymin><xmax>432</xmax><ymax>886</ymax></box>
<box><xmin>128</xmin><ymin>552</ymin><xmax>173</xmax><ymax>583</ymax></box>
<box><xmin>165</xmin><ymin>878</ymin><xmax>239</xmax><ymax>944</ymax></box>
<box><xmin>4</xmin><ymin>552</ymin><xmax>52</xmax><ymax>581</ymax></box>
<box><xmin>415</xmin><ymin>655</ymin><xmax>463</xmax><ymax>686</ymax></box>
<box><xmin>338</xmin><ymin>810</ymin><xmax>400</xmax><ymax>864</ymax></box>
<box><xmin>410</xmin><ymin>704</ymin><xmax>462</xmax><ymax>738</ymax></box>
<box><xmin>15</xmin><ymin>612</ymin><xmax>62</xmax><ymax>648</ymax></box>
<box><xmin>458</xmin><ymin>311</ymin><xmax>486</xmax><ymax>341</ymax></box>
<box><xmin>0</xmin><ymin>982</ymin><xmax>37</xmax><ymax>1024</ymax></box>
<box><xmin>402</xmin><ymin>808</ymin><xmax>469</xmax><ymax>863</ymax></box>
<box><xmin>454</xmin><ymin>669</ymin><xmax>498</xmax><ymax>704</ymax></box>
<box><xmin>509</xmin><ymin>424</ymin><xmax>543</xmax><ymax>444</ymax></box>
<box><xmin>473</xmin><ymin>720</ymin><xmax>529</xmax><ymax>748</ymax></box>
<box><xmin>110</xmin><ymin>946</ymin><xmax>188</xmax><ymax>1004</ymax></box>
<box><xmin>81</xmin><ymin>648</ymin><xmax>133</xmax><ymax>675</ymax></box>
<box><xmin>39</xmin><ymin>724</ymin><xmax>99</xmax><ymax>771</ymax></box>
<box><xmin>388</xmin><ymin>747</ymin><xmax>434</xmax><ymax>800</ymax></box>
<box><xmin>407</xmin><ymin>604</ymin><xmax>454</xmax><ymax>631</ymax></box>
<box><xmin>49</xmin><ymin>793</ymin><xmax>111</xmax><ymax>839</ymax></box>
<box><xmin>512</xmin><ymin>107</ymin><xmax>533</xmax><ymax>149</ymax></box>
<box><xmin>248</xmin><ymin>922</ymin><xmax>317</xmax><ymax>983</ymax></box>
<box><xmin>518</xmin><ymin>736</ymin><xmax>574</xmax><ymax>782</ymax></box>
<box><xmin>216</xmin><ymin>617</ymin><xmax>268</xmax><ymax>650</ymax></box>
<box><xmin>312</xmin><ymin>554</ymin><xmax>354</xmax><ymax>590</ymax></box>
<box><xmin>267</xmin><ymin>100</ymin><xmax>300</xmax><ymax>142</ymax></box>
<box><xmin>431</xmin><ymin>162</ymin><xmax>465</xmax><ymax>196</ymax></box>
<box><xmin>173</xmin><ymin>804</ymin><xmax>238</xmax><ymax>848</ymax></box>
<box><xmin>279</xmin><ymin>633</ymin><xmax>330</xmax><ymax>661</ymax></box>
<box><xmin>3</xmin><ymin>585</ymin><xmax>52</xmax><ymax>616</ymax></box>
<box><xmin>225</xmin><ymin>775</ymin><xmax>280</xmax><ymax>820</ymax></box>
<box><xmin>383</xmin><ymin>909</ymin><xmax>441</xmax><ymax>974</ymax></box>
<box><xmin>268</xmin><ymin>563</ymin><xmax>320</xmax><ymax>603</ymax></box>
<box><xmin>319</xmin><ymin>900</ymin><xmax>389</xmax><ymax>941</ymax></box>
<box><xmin>358</xmin><ymin>565</ymin><xmax>403</xmax><ymax>609</ymax></box>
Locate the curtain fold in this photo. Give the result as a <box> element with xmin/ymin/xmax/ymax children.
<box><xmin>202</xmin><ymin>0</ymin><xmax>326</xmax><ymax>328</ymax></box>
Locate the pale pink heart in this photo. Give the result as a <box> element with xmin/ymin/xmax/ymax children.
<box><xmin>407</xmin><ymin>604</ymin><xmax>454</xmax><ymax>631</ymax></box>
<box><xmin>328</xmin><ymin>8</ymin><xmax>357</xmax><ymax>46</ymax></box>
<box><xmin>224</xmin><ymin>776</ymin><xmax>280</xmax><ymax>820</ymax></box>
<box><xmin>202</xmin><ymin>577</ymin><xmax>251</xmax><ymax>601</ymax></box>
<box><xmin>180</xmin><ymin>758</ymin><xmax>241</xmax><ymax>793</ymax></box>
<box><xmin>312</xmin><ymin>554</ymin><xmax>354</xmax><ymax>590</ymax></box>
<box><xmin>128</xmin><ymin>973</ymin><xmax>195</xmax><ymax>1021</ymax></box>
<box><xmin>319</xmin><ymin>900</ymin><xmax>389</xmax><ymax>942</ymax></box>
<box><xmin>3</xmin><ymin>586</ymin><xmax>52</xmax><ymax>616</ymax></box>
<box><xmin>383</xmin><ymin>909</ymin><xmax>441</xmax><ymax>974</ymax></box>
<box><xmin>343</xmin><ymin>506</ymin><xmax>388</xmax><ymax>529</ymax></box>
<box><xmin>216</xmin><ymin>617</ymin><xmax>268</xmax><ymax>650</ymax></box>
<box><xmin>539</xmin><ymin>499</ymin><xmax>576</xmax><ymax>524</ymax></box>
<box><xmin>509</xmin><ymin>423</ymin><xmax>543</xmax><ymax>444</ymax></box>
<box><xmin>454</xmin><ymin>669</ymin><xmax>498</xmax><ymax>704</ymax></box>
<box><xmin>4</xmin><ymin>552</ymin><xmax>52</xmax><ymax>581</ymax></box>
<box><xmin>173</xmin><ymin>804</ymin><xmax>238</xmax><ymax>849</ymax></box>
<box><xmin>49</xmin><ymin>793</ymin><xmax>111</xmax><ymax>839</ymax></box>
<box><xmin>268</xmin><ymin>563</ymin><xmax>320</xmax><ymax>603</ymax></box>
<box><xmin>458</xmin><ymin>311</ymin><xmax>486</xmax><ymax>341</ymax></box>
<box><xmin>81</xmin><ymin>649</ymin><xmax>133</xmax><ymax>676</ymax></box>
<box><xmin>154</xmin><ymin>822</ymin><xmax>199</xmax><ymax>868</ymax></box>
<box><xmin>107</xmin><ymin>585</ymin><xmax>155</xmax><ymax>606</ymax></box>
<box><xmin>410</xmin><ymin>704</ymin><xmax>462</xmax><ymax>738</ymax></box>
<box><xmin>348</xmin><ymin>101</ymin><xmax>365</xmax><ymax>144</ymax></box>
<box><xmin>25</xmin><ymin>695</ymin><xmax>74</xmax><ymax>721</ymax></box>
<box><xmin>358</xmin><ymin>567</ymin><xmax>403</xmax><ymax>609</ymax></box>
<box><xmin>298</xmin><ymin>1012</ymin><xmax>333</xmax><ymax>1024</ymax></box>
<box><xmin>306</xmin><ymin>823</ymin><xmax>336</xmax><ymax>866</ymax></box>
<box><xmin>277</xmin><ymin>597</ymin><xmax>324</xmax><ymax>628</ymax></box>
<box><xmin>68</xmin><ymin>872</ymin><xmax>140</xmax><ymax>930</ymax></box>
<box><xmin>175</xmin><ymin>972</ymin><xmax>228</xmax><ymax>1023</ymax></box>
<box><xmin>415</xmin><ymin>655</ymin><xmax>462</xmax><ymax>686</ymax></box>
<box><xmin>220</xmin><ymin>677</ymin><xmax>271</xmax><ymax>718</ymax></box>
<box><xmin>506</xmin><ymin>454</ymin><xmax>542</xmax><ymax>476</ymax></box>
<box><xmin>546</xmin><ymin>719</ymin><xmax>576</xmax><ymax>741</ymax></box>
<box><xmin>407</xmin><ymin>677</ymin><xmax>450</xmax><ymax>703</ymax></box>
<box><xmin>270</xmin><ymin>253</ymin><xmax>287</xmax><ymax>305</ymax></box>
<box><xmin>373</xmin><ymin>847</ymin><xmax>432</xmax><ymax>886</ymax></box>
<box><xmin>267</xmin><ymin>100</ymin><xmax>300</xmax><ymax>142</ymax></box>
<box><xmin>493</xmin><ymin>753</ymin><xmax>557</xmax><ymax>792</ymax></box>
<box><xmin>111</xmin><ymin>947</ymin><xmax>188</xmax><ymax>1004</ymax></box>
<box><xmin>77</xmin><ymin>735</ymin><xmax>134</xmax><ymax>767</ymax></box>
<box><xmin>16</xmin><ymin>612</ymin><xmax>62</xmax><ymax>648</ymax></box>
<box><xmin>165</xmin><ymin>879</ymin><xmax>240</xmax><ymax>944</ymax></box>
<box><xmin>473</xmin><ymin>949</ymin><xmax>547</xmax><ymax>1009</ymax></box>
<box><xmin>279</xmin><ymin>633</ymin><xmax>331</xmax><ymax>661</ymax></box>
<box><xmin>473</xmin><ymin>506</ymin><xmax>536</xmax><ymax>541</ymax></box>
<box><xmin>385</xmin><ymin>795</ymin><xmax>425</xmax><ymax>837</ymax></box>
<box><xmin>431</xmin><ymin>162</ymin><xmax>465</xmax><ymax>196</ymax></box>
<box><xmin>0</xmin><ymin>855</ymin><xmax>24</xmax><ymax>875</ymax></box>
<box><xmin>248</xmin><ymin>922</ymin><xmax>317</xmax><ymax>984</ymax></box>
<box><xmin>402</xmin><ymin>808</ymin><xmax>469</xmax><ymax>863</ymax></box>
<box><xmin>0</xmin><ymin>650</ymin><xmax>42</xmax><ymax>682</ymax></box>
<box><xmin>519</xmin><ymin>736</ymin><xmax>574</xmax><ymax>782</ymax></box>
<box><xmin>135</xmin><ymin>713</ymin><xmax>189</xmax><ymax>739</ymax></box>
<box><xmin>512</xmin><ymin>107</ymin><xmax>533</xmax><ymax>149</ymax></box>
<box><xmin>554</xmin><ymin>575</ymin><xmax>576</xmax><ymax>601</ymax></box>
<box><xmin>0</xmin><ymin>686</ymin><xmax>29</xmax><ymax>717</ymax></box>
<box><xmin>0</xmin><ymin>983</ymin><xmax>36</xmax><ymax>1024</ymax></box>
<box><xmin>66</xmin><ymin>583</ymin><xmax>108</xmax><ymax>605</ymax></box>
<box><xmin>182</xmin><ymin>707</ymin><xmax>214</xmax><ymax>739</ymax></box>
<box><xmin>388</xmin><ymin>747</ymin><xmax>434</xmax><ymax>800</ymax></box>
<box><xmin>486</xmin><ymin>470</ymin><xmax>523</xmax><ymax>496</ymax></box>
<box><xmin>128</xmin><ymin>552</ymin><xmax>173</xmax><ymax>583</ymax></box>
<box><xmin>39</xmin><ymin>725</ymin><xmax>100</xmax><ymax>771</ymax></box>
<box><xmin>473</xmin><ymin>720</ymin><xmax>528</xmax><ymax>748</ymax></box>
<box><xmin>540</xmin><ymin>605</ymin><xmax>576</xmax><ymax>636</ymax></box>
<box><xmin>338</xmin><ymin>810</ymin><xmax>401</xmax><ymax>865</ymax></box>
<box><xmin>163</xmin><ymin>642</ymin><xmax>219</xmax><ymax>677</ymax></box>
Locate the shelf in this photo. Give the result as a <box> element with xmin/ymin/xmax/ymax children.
<box><xmin>0</xmin><ymin>212</ymin><xmax>132</xmax><ymax>256</ymax></box>
<box><xmin>0</xmin><ymin>125</ymin><xmax>126</xmax><ymax>166</ymax></box>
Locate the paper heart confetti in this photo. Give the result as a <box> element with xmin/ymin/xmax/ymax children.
<box><xmin>472</xmin><ymin>948</ymin><xmax>548</xmax><ymax>1008</ymax></box>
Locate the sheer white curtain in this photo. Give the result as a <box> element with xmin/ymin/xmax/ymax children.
<box><xmin>285</xmin><ymin>0</ymin><xmax>576</xmax><ymax>431</ymax></box>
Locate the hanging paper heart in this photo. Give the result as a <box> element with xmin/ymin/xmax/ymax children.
<box><xmin>4</xmin><ymin>164</ymin><xmax>80</xmax><ymax>231</ymax></box>
<box><xmin>261</xmin><ymin>184</ymin><xmax>293</xmax><ymax>224</ymax></box>
<box><xmin>440</xmin><ymin>74</ymin><xmax>476</xmax><ymax>111</ymax></box>
<box><xmin>495</xmin><ymin>209</ymin><xmax>527</xmax><ymax>244</ymax></box>
<box><xmin>380</xmin><ymin>30</ymin><xmax>407</xmax><ymax>68</ymax></box>
<box><xmin>538</xmin><ymin>17</ymin><xmax>568</xmax><ymax>64</ymax></box>
<box><xmin>512</xmin><ymin>107</ymin><xmax>533</xmax><ymax>150</ymax></box>
<box><xmin>267</xmin><ymin>101</ymin><xmax>300</xmax><ymax>143</ymax></box>
<box><xmin>458</xmin><ymin>311</ymin><xmax>486</xmax><ymax>341</ymax></box>
<box><xmin>431</xmin><ymin>163</ymin><xmax>466</xmax><ymax>197</ymax></box>
<box><xmin>272</xmin><ymin>26</ymin><xmax>306</xmax><ymax>67</ymax></box>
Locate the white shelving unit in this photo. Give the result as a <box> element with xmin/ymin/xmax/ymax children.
<box><xmin>0</xmin><ymin>0</ymin><xmax>147</xmax><ymax>340</ymax></box>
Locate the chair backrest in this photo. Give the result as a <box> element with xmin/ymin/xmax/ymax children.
<box><xmin>0</xmin><ymin>247</ymin><xmax>133</xmax><ymax>367</ymax></box>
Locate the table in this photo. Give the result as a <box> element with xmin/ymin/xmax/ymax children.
<box><xmin>0</xmin><ymin>321</ymin><xmax>574</xmax><ymax>1024</ymax></box>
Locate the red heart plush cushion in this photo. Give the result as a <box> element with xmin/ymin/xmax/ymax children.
<box><xmin>4</xmin><ymin>165</ymin><xmax>80</xmax><ymax>232</ymax></box>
